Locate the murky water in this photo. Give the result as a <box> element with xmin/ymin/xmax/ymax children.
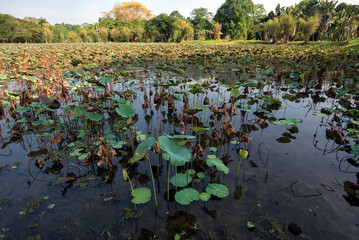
<box><xmin>0</xmin><ymin>63</ymin><xmax>358</xmax><ymax>240</ymax></box>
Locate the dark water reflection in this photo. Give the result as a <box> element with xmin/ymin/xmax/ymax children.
<box><xmin>0</xmin><ymin>65</ymin><xmax>358</xmax><ymax>240</ymax></box>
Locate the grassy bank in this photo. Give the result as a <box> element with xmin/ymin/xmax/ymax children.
<box><xmin>187</xmin><ymin>37</ymin><xmax>359</xmax><ymax>50</ymax></box>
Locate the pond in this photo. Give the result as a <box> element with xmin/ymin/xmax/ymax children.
<box><xmin>0</xmin><ymin>44</ymin><xmax>359</xmax><ymax>240</ymax></box>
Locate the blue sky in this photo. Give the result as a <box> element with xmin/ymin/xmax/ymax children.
<box><xmin>0</xmin><ymin>0</ymin><xmax>357</xmax><ymax>25</ymax></box>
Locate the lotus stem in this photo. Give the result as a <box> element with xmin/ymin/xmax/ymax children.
<box><xmin>147</xmin><ymin>158</ymin><xmax>158</xmax><ymax>207</ymax></box>
<box><xmin>237</xmin><ymin>157</ymin><xmax>242</xmax><ymax>176</ymax></box>
<box><xmin>167</xmin><ymin>161</ymin><xmax>171</xmax><ymax>201</ymax></box>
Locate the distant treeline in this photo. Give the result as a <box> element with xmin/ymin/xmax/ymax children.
<box><xmin>0</xmin><ymin>0</ymin><xmax>358</xmax><ymax>43</ymax></box>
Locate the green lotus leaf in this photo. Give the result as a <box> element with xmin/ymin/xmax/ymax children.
<box><xmin>206</xmin><ymin>183</ymin><xmax>229</xmax><ymax>198</ymax></box>
<box><xmin>199</xmin><ymin>192</ymin><xmax>211</xmax><ymax>201</ymax></box>
<box><xmin>231</xmin><ymin>88</ymin><xmax>240</xmax><ymax>98</ymax></box>
<box><xmin>197</xmin><ymin>172</ymin><xmax>205</xmax><ymax>179</ymax></box>
<box><xmin>174</xmin><ymin>188</ymin><xmax>200</xmax><ymax>205</ymax></box>
<box><xmin>131</xmin><ymin>187</ymin><xmax>151</xmax><ymax>204</ymax></box>
<box><xmin>313</xmin><ymin>113</ymin><xmax>328</xmax><ymax>117</ymax></box>
<box><xmin>135</xmin><ymin>137</ymin><xmax>155</xmax><ymax>153</ymax></box>
<box><xmin>15</xmin><ymin>107</ymin><xmax>31</xmax><ymax>113</ymax></box>
<box><xmin>170</xmin><ymin>173</ymin><xmax>192</xmax><ymax>187</ymax></box>
<box><xmin>86</xmin><ymin>113</ymin><xmax>103</xmax><ymax>121</ymax></box>
<box><xmin>116</xmin><ymin>104</ymin><xmax>135</xmax><ymax>118</ymax></box>
<box><xmin>206</xmin><ymin>158</ymin><xmax>229</xmax><ymax>174</ymax></box>
<box><xmin>209</xmin><ymin>147</ymin><xmax>217</xmax><ymax>152</ymax></box>
<box><xmin>158</xmin><ymin>136</ymin><xmax>191</xmax><ymax>166</ymax></box>
<box><xmin>129</xmin><ymin>150</ymin><xmax>148</xmax><ymax>163</ymax></box>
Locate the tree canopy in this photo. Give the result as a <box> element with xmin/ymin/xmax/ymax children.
<box><xmin>214</xmin><ymin>0</ymin><xmax>255</xmax><ymax>39</ymax></box>
<box><xmin>102</xmin><ymin>2</ymin><xmax>152</xmax><ymax>21</ymax></box>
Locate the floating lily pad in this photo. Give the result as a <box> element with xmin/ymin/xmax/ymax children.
<box><xmin>174</xmin><ymin>188</ymin><xmax>200</xmax><ymax>205</ymax></box>
<box><xmin>170</xmin><ymin>173</ymin><xmax>192</xmax><ymax>187</ymax></box>
<box><xmin>199</xmin><ymin>192</ymin><xmax>211</xmax><ymax>201</ymax></box>
<box><xmin>274</xmin><ymin>118</ymin><xmax>300</xmax><ymax>126</ymax></box>
<box><xmin>131</xmin><ymin>187</ymin><xmax>151</xmax><ymax>204</ymax></box>
<box><xmin>313</xmin><ymin>113</ymin><xmax>328</xmax><ymax>117</ymax></box>
<box><xmin>197</xmin><ymin>172</ymin><xmax>205</xmax><ymax>179</ymax></box>
<box><xmin>206</xmin><ymin>183</ymin><xmax>229</xmax><ymax>198</ymax></box>
<box><xmin>209</xmin><ymin>147</ymin><xmax>217</xmax><ymax>152</ymax></box>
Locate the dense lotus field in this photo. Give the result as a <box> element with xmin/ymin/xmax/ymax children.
<box><xmin>0</xmin><ymin>43</ymin><xmax>358</xmax><ymax>239</ymax></box>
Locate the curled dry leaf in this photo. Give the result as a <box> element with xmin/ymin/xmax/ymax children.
<box><xmin>97</xmin><ymin>141</ymin><xmax>116</xmax><ymax>168</ymax></box>
<box><xmin>221</xmin><ymin>121</ymin><xmax>236</xmax><ymax>136</ymax></box>
<box><xmin>152</xmin><ymin>141</ymin><xmax>161</xmax><ymax>154</ymax></box>
<box><xmin>229</xmin><ymin>105</ymin><xmax>238</xmax><ymax>117</ymax></box>
<box><xmin>256</xmin><ymin>118</ymin><xmax>265</xmax><ymax>125</ymax></box>
<box><xmin>51</xmin><ymin>133</ymin><xmax>65</xmax><ymax>145</ymax></box>
<box><xmin>193</xmin><ymin>144</ymin><xmax>204</xmax><ymax>160</ymax></box>
<box><xmin>35</xmin><ymin>158</ymin><xmax>44</xmax><ymax>169</ymax></box>
<box><xmin>203</xmin><ymin>96</ymin><xmax>210</xmax><ymax>105</ymax></box>
<box><xmin>239</xmin><ymin>134</ymin><xmax>252</xmax><ymax>143</ymax></box>
<box><xmin>210</xmin><ymin>129</ymin><xmax>222</xmax><ymax>143</ymax></box>
<box><xmin>83</xmin><ymin>103</ymin><xmax>94</xmax><ymax>112</ymax></box>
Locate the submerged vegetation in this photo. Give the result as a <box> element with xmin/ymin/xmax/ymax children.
<box><xmin>0</xmin><ymin>42</ymin><xmax>359</xmax><ymax>239</ymax></box>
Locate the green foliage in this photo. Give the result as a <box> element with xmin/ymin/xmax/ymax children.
<box><xmin>115</xmin><ymin>104</ymin><xmax>135</xmax><ymax>118</ymax></box>
<box><xmin>170</xmin><ymin>172</ymin><xmax>193</xmax><ymax>187</ymax></box>
<box><xmin>280</xmin><ymin>13</ymin><xmax>296</xmax><ymax>42</ymax></box>
<box><xmin>158</xmin><ymin>136</ymin><xmax>191</xmax><ymax>166</ymax></box>
<box><xmin>300</xmin><ymin>14</ymin><xmax>320</xmax><ymax>43</ymax></box>
<box><xmin>131</xmin><ymin>187</ymin><xmax>151</xmax><ymax>204</ymax></box>
<box><xmin>135</xmin><ymin>137</ymin><xmax>155</xmax><ymax>153</ymax></box>
<box><xmin>214</xmin><ymin>0</ymin><xmax>255</xmax><ymax>39</ymax></box>
<box><xmin>174</xmin><ymin>188</ymin><xmax>200</xmax><ymax>205</ymax></box>
<box><xmin>206</xmin><ymin>183</ymin><xmax>229</xmax><ymax>198</ymax></box>
<box><xmin>265</xmin><ymin>17</ymin><xmax>281</xmax><ymax>43</ymax></box>
<box><xmin>173</xmin><ymin>19</ymin><xmax>194</xmax><ymax>42</ymax></box>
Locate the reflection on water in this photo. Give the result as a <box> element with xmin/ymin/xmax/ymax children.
<box><xmin>0</xmin><ymin>63</ymin><xmax>359</xmax><ymax>240</ymax></box>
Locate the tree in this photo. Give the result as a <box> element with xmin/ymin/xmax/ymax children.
<box><xmin>98</xmin><ymin>27</ymin><xmax>108</xmax><ymax>42</ymax></box>
<box><xmin>173</xmin><ymin>19</ymin><xmax>194</xmax><ymax>42</ymax></box>
<box><xmin>214</xmin><ymin>0</ymin><xmax>255</xmax><ymax>39</ymax></box>
<box><xmin>37</xmin><ymin>17</ymin><xmax>48</xmax><ymax>28</ymax></box>
<box><xmin>280</xmin><ymin>13</ymin><xmax>296</xmax><ymax>42</ymax></box>
<box><xmin>146</xmin><ymin>14</ymin><xmax>176</xmax><ymax>42</ymax></box>
<box><xmin>122</xmin><ymin>27</ymin><xmax>132</xmax><ymax>42</ymax></box>
<box><xmin>43</xmin><ymin>27</ymin><xmax>53</xmax><ymax>43</ymax></box>
<box><xmin>300</xmin><ymin>14</ymin><xmax>320</xmax><ymax>43</ymax></box>
<box><xmin>144</xmin><ymin>23</ymin><xmax>160</xmax><ymax>42</ymax></box>
<box><xmin>213</xmin><ymin>23</ymin><xmax>222</xmax><ymax>40</ymax></box>
<box><xmin>102</xmin><ymin>2</ymin><xmax>152</xmax><ymax>21</ymax></box>
<box><xmin>190</xmin><ymin>8</ymin><xmax>214</xmax><ymax>40</ymax></box>
<box><xmin>133</xmin><ymin>25</ymin><xmax>145</xmax><ymax>42</ymax></box>
<box><xmin>60</xmin><ymin>33</ymin><xmax>65</xmax><ymax>42</ymax></box>
<box><xmin>110</xmin><ymin>28</ymin><xmax>120</xmax><ymax>42</ymax></box>
<box><xmin>265</xmin><ymin>17</ymin><xmax>281</xmax><ymax>43</ymax></box>
<box><xmin>333</xmin><ymin>4</ymin><xmax>359</xmax><ymax>41</ymax></box>
<box><xmin>191</xmin><ymin>7</ymin><xmax>214</xmax><ymax>21</ymax></box>
<box><xmin>0</xmin><ymin>14</ymin><xmax>22</xmax><ymax>42</ymax></box>
<box><xmin>248</xmin><ymin>4</ymin><xmax>267</xmax><ymax>39</ymax></box>
<box><xmin>170</xmin><ymin>11</ymin><xmax>184</xmax><ymax>19</ymax></box>
<box><xmin>68</xmin><ymin>31</ymin><xmax>79</xmax><ymax>42</ymax></box>
<box><xmin>79</xmin><ymin>29</ymin><xmax>88</xmax><ymax>42</ymax></box>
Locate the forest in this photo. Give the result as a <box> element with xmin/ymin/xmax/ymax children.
<box><xmin>0</xmin><ymin>0</ymin><xmax>358</xmax><ymax>44</ymax></box>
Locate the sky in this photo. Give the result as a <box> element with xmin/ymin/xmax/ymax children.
<box><xmin>0</xmin><ymin>0</ymin><xmax>357</xmax><ymax>25</ymax></box>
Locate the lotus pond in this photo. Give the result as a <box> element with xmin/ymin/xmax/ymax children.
<box><xmin>0</xmin><ymin>43</ymin><xmax>359</xmax><ymax>239</ymax></box>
